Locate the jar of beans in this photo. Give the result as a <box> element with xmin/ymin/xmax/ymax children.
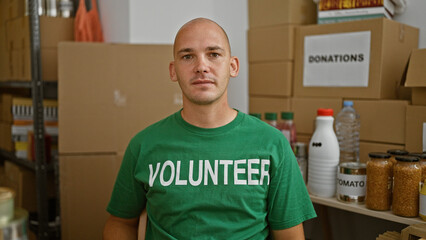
<box><xmin>392</xmin><ymin>156</ymin><xmax>422</xmax><ymax>217</ymax></box>
<box><xmin>366</xmin><ymin>152</ymin><xmax>393</xmax><ymax>211</ymax></box>
<box><xmin>387</xmin><ymin>149</ymin><xmax>408</xmax><ymax>166</ymax></box>
<box><xmin>408</xmin><ymin>152</ymin><xmax>426</xmax><ymax>183</ymax></box>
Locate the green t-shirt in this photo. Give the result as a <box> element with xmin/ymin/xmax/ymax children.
<box><xmin>107</xmin><ymin>110</ymin><xmax>316</xmax><ymax>239</ymax></box>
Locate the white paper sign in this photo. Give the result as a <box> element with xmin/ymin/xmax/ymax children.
<box><xmin>423</xmin><ymin>122</ymin><xmax>426</xmax><ymax>152</ymax></box>
<box><xmin>303</xmin><ymin>31</ymin><xmax>371</xmax><ymax>87</ymax></box>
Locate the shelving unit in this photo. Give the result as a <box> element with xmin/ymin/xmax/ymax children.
<box><xmin>0</xmin><ymin>0</ymin><xmax>58</xmax><ymax>239</ymax></box>
<box><xmin>310</xmin><ymin>194</ymin><xmax>425</xmax><ymax>226</ymax></box>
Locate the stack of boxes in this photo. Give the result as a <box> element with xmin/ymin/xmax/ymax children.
<box><xmin>293</xmin><ymin>18</ymin><xmax>419</xmax><ymax>161</ymax></box>
<box><xmin>58</xmin><ymin>42</ymin><xmax>183</xmax><ymax>239</ymax></box>
<box><xmin>403</xmin><ymin>49</ymin><xmax>426</xmax><ymax>152</ymax></box>
<box><xmin>248</xmin><ymin>0</ymin><xmax>317</xmax><ymax>115</ymax></box>
<box><xmin>248</xmin><ymin>1</ymin><xmax>421</xmax><ymax>162</ymax></box>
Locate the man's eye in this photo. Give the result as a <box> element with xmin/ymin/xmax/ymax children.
<box><xmin>210</xmin><ymin>53</ymin><xmax>220</xmax><ymax>57</ymax></box>
<box><xmin>182</xmin><ymin>55</ymin><xmax>192</xmax><ymax>60</ymax></box>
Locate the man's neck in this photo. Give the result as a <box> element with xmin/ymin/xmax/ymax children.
<box><xmin>180</xmin><ymin>101</ymin><xmax>237</xmax><ymax>129</ymax></box>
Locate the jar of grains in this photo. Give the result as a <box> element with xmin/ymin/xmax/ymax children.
<box><xmin>408</xmin><ymin>152</ymin><xmax>426</xmax><ymax>183</ymax></box>
<box><xmin>387</xmin><ymin>149</ymin><xmax>408</xmax><ymax>166</ymax></box>
<box><xmin>392</xmin><ymin>156</ymin><xmax>422</xmax><ymax>217</ymax></box>
<box><xmin>366</xmin><ymin>152</ymin><xmax>393</xmax><ymax>211</ymax></box>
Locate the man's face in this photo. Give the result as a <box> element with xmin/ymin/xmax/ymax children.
<box><xmin>169</xmin><ymin>20</ymin><xmax>239</xmax><ymax>106</ymax></box>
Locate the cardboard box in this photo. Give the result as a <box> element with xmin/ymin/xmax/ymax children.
<box><xmin>249</xmin><ymin>61</ymin><xmax>293</xmax><ymax>97</ymax></box>
<box><xmin>248</xmin><ymin>96</ymin><xmax>291</xmax><ymax>119</ymax></box>
<box><xmin>352</xmin><ymin>99</ymin><xmax>408</xmax><ymax>144</ymax></box>
<box><xmin>293</xmin><ymin>18</ymin><xmax>419</xmax><ymax>99</ymax></box>
<box><xmin>290</xmin><ymin>97</ymin><xmax>342</xmax><ymax>135</ymax></box>
<box><xmin>0</xmin><ymin>94</ymin><xmax>13</xmax><ymax>123</ymax></box>
<box><xmin>359</xmin><ymin>141</ymin><xmax>404</xmax><ymax>164</ymax></box>
<box><xmin>405</xmin><ymin>105</ymin><xmax>426</xmax><ymax>152</ymax></box>
<box><xmin>6</xmin><ymin>16</ymin><xmax>74</xmax><ymax>50</ymax></box>
<box><xmin>248</xmin><ymin>0</ymin><xmax>317</xmax><ymax>28</ymax></box>
<box><xmin>248</xmin><ymin>25</ymin><xmax>295</xmax><ymax>62</ymax></box>
<box><xmin>403</xmin><ymin>48</ymin><xmax>426</xmax><ymax>106</ymax></box>
<box><xmin>58</xmin><ymin>43</ymin><xmax>183</xmax><ymax>154</ymax></box>
<box><xmin>60</xmin><ymin>153</ymin><xmax>122</xmax><ymax>240</ymax></box>
<box><xmin>9</xmin><ymin>48</ymin><xmax>57</xmax><ymax>81</ymax></box>
<box><xmin>401</xmin><ymin>224</ymin><xmax>426</xmax><ymax>240</ymax></box>
<box><xmin>2</xmin><ymin>161</ymin><xmax>56</xmax><ymax>213</ymax></box>
<box><xmin>0</xmin><ymin>121</ymin><xmax>13</xmax><ymax>151</ymax></box>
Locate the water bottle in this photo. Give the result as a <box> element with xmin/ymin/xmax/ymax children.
<box><xmin>308</xmin><ymin>108</ymin><xmax>340</xmax><ymax>197</ymax></box>
<box><xmin>335</xmin><ymin>100</ymin><xmax>360</xmax><ymax>163</ymax></box>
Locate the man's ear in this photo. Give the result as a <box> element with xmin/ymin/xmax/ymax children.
<box><xmin>229</xmin><ymin>56</ymin><xmax>240</xmax><ymax>78</ymax></box>
<box><xmin>169</xmin><ymin>61</ymin><xmax>178</xmax><ymax>82</ymax></box>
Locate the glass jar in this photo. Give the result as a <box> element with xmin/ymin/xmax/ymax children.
<box><xmin>366</xmin><ymin>152</ymin><xmax>392</xmax><ymax>211</ymax></box>
<box><xmin>387</xmin><ymin>149</ymin><xmax>408</xmax><ymax>166</ymax></box>
<box><xmin>392</xmin><ymin>156</ymin><xmax>422</xmax><ymax>217</ymax></box>
<box><xmin>409</xmin><ymin>152</ymin><xmax>426</xmax><ymax>183</ymax></box>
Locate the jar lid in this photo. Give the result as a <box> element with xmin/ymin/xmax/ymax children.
<box><xmin>395</xmin><ymin>156</ymin><xmax>420</xmax><ymax>162</ymax></box>
<box><xmin>408</xmin><ymin>152</ymin><xmax>426</xmax><ymax>159</ymax></box>
<box><xmin>317</xmin><ymin>108</ymin><xmax>333</xmax><ymax>116</ymax></box>
<box><xmin>387</xmin><ymin>149</ymin><xmax>408</xmax><ymax>156</ymax></box>
<box><xmin>265</xmin><ymin>112</ymin><xmax>277</xmax><ymax>120</ymax></box>
<box><xmin>368</xmin><ymin>152</ymin><xmax>391</xmax><ymax>159</ymax></box>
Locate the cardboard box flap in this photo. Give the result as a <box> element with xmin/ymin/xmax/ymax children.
<box><xmin>403</xmin><ymin>48</ymin><xmax>426</xmax><ymax>87</ymax></box>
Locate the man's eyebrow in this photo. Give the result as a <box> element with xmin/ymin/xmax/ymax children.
<box><xmin>177</xmin><ymin>48</ymin><xmax>193</xmax><ymax>55</ymax></box>
<box><xmin>206</xmin><ymin>46</ymin><xmax>225</xmax><ymax>52</ymax></box>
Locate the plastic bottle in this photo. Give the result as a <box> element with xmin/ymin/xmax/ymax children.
<box><xmin>264</xmin><ymin>112</ymin><xmax>278</xmax><ymax>128</ymax></box>
<box><xmin>308</xmin><ymin>108</ymin><xmax>340</xmax><ymax>198</ymax></box>
<box><xmin>277</xmin><ymin>112</ymin><xmax>297</xmax><ymax>150</ymax></box>
<box><xmin>335</xmin><ymin>100</ymin><xmax>360</xmax><ymax>163</ymax></box>
<box><xmin>294</xmin><ymin>142</ymin><xmax>307</xmax><ymax>183</ymax></box>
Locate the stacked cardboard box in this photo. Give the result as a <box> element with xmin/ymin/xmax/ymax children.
<box><xmin>58</xmin><ymin>42</ymin><xmax>183</xmax><ymax>240</ymax></box>
<box><xmin>4</xmin><ymin>16</ymin><xmax>74</xmax><ymax>81</ymax></box>
<box><xmin>292</xmin><ymin>18</ymin><xmax>419</xmax><ymax>161</ymax></box>
<box><xmin>403</xmin><ymin>49</ymin><xmax>426</xmax><ymax>152</ymax></box>
<box><xmin>247</xmin><ymin>0</ymin><xmax>317</xmax><ymax>118</ymax></box>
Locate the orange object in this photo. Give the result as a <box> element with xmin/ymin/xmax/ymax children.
<box><xmin>74</xmin><ymin>0</ymin><xmax>104</xmax><ymax>42</ymax></box>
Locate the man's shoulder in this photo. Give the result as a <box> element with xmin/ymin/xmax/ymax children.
<box><xmin>132</xmin><ymin>111</ymin><xmax>178</xmax><ymax>141</ymax></box>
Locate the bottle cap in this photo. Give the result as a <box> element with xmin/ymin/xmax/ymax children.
<box><xmin>387</xmin><ymin>149</ymin><xmax>408</xmax><ymax>156</ymax></box>
<box><xmin>343</xmin><ymin>100</ymin><xmax>353</xmax><ymax>107</ymax></box>
<box><xmin>368</xmin><ymin>152</ymin><xmax>391</xmax><ymax>159</ymax></box>
<box><xmin>281</xmin><ymin>112</ymin><xmax>294</xmax><ymax>120</ymax></box>
<box><xmin>408</xmin><ymin>152</ymin><xmax>426</xmax><ymax>159</ymax></box>
<box><xmin>395</xmin><ymin>156</ymin><xmax>420</xmax><ymax>162</ymax></box>
<box><xmin>265</xmin><ymin>112</ymin><xmax>277</xmax><ymax>120</ymax></box>
<box><xmin>317</xmin><ymin>108</ymin><xmax>333</xmax><ymax>116</ymax></box>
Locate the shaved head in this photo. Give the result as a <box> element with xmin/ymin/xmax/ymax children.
<box><xmin>173</xmin><ymin>18</ymin><xmax>231</xmax><ymax>57</ymax></box>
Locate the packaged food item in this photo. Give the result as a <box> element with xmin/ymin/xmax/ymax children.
<box><xmin>366</xmin><ymin>152</ymin><xmax>392</xmax><ymax>211</ymax></box>
<box><xmin>392</xmin><ymin>156</ymin><xmax>422</xmax><ymax>217</ymax></box>
<box><xmin>277</xmin><ymin>112</ymin><xmax>297</xmax><ymax>150</ymax></box>
<box><xmin>387</xmin><ymin>149</ymin><xmax>408</xmax><ymax>166</ymax></box>
<box><xmin>420</xmin><ymin>180</ymin><xmax>426</xmax><ymax>221</ymax></box>
<box><xmin>337</xmin><ymin>162</ymin><xmax>366</xmax><ymax>203</ymax></box>
<box><xmin>409</xmin><ymin>152</ymin><xmax>426</xmax><ymax>183</ymax></box>
<box><xmin>264</xmin><ymin>112</ymin><xmax>278</xmax><ymax>128</ymax></box>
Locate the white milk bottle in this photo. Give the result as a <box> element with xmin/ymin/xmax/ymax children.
<box><xmin>308</xmin><ymin>108</ymin><xmax>340</xmax><ymax>197</ymax></box>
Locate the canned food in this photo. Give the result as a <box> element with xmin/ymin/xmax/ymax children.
<box><xmin>0</xmin><ymin>188</ymin><xmax>15</xmax><ymax>224</ymax></box>
<box><xmin>337</xmin><ymin>162</ymin><xmax>366</xmax><ymax>203</ymax></box>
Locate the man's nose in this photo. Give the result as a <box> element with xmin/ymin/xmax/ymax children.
<box><xmin>195</xmin><ymin>56</ymin><xmax>209</xmax><ymax>73</ymax></box>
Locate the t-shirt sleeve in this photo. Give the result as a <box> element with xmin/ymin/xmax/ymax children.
<box><xmin>267</xmin><ymin>138</ymin><xmax>317</xmax><ymax>230</ymax></box>
<box><xmin>106</xmin><ymin>140</ymin><xmax>146</xmax><ymax>219</ymax></box>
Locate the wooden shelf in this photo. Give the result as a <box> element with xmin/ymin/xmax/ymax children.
<box><xmin>310</xmin><ymin>194</ymin><xmax>426</xmax><ymax>226</ymax></box>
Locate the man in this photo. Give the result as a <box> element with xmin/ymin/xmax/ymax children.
<box><xmin>103</xmin><ymin>18</ymin><xmax>316</xmax><ymax>240</ymax></box>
